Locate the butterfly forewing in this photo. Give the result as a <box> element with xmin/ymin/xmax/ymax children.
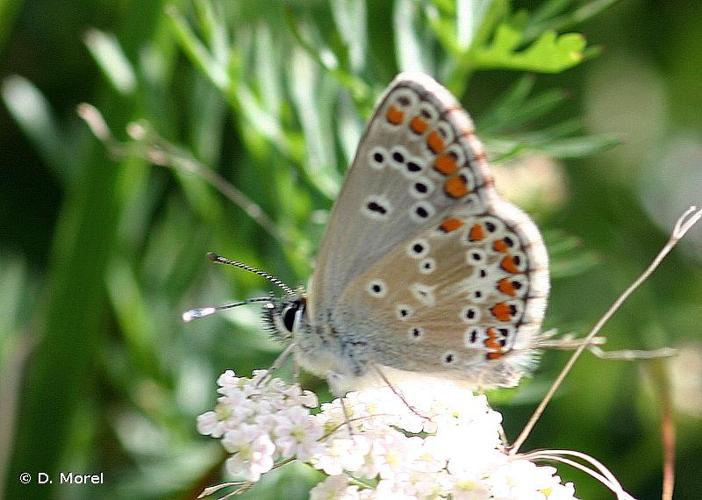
<box><xmin>308</xmin><ymin>73</ymin><xmax>549</xmax><ymax>387</ymax></box>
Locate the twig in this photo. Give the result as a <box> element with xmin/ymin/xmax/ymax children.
<box><xmin>76</xmin><ymin>103</ymin><xmax>292</xmax><ymax>249</ymax></box>
<box><xmin>510</xmin><ymin>206</ymin><xmax>702</xmax><ymax>455</ymax></box>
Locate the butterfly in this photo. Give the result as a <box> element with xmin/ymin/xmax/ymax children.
<box><xmin>189</xmin><ymin>73</ymin><xmax>550</xmax><ymax>392</ymax></box>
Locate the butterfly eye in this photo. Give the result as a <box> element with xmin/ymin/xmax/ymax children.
<box><xmin>280</xmin><ymin>300</ymin><xmax>303</xmax><ymax>333</ymax></box>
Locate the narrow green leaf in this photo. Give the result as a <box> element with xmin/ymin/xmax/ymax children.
<box><xmin>336</xmin><ymin>91</ymin><xmax>363</xmax><ymax>165</ymax></box>
<box><xmin>238</xmin><ymin>83</ymin><xmax>295</xmax><ymax>161</ymax></box>
<box><xmin>289</xmin><ymin>48</ymin><xmax>340</xmax><ymax>198</ymax></box>
<box><xmin>283</xmin><ymin>8</ymin><xmax>370</xmax><ymax>102</ymax></box>
<box><xmin>107</xmin><ymin>258</ymin><xmax>160</xmax><ymax>377</ymax></box>
<box><xmin>331</xmin><ymin>0</ymin><xmax>368</xmax><ymax>72</ymax></box>
<box><xmin>84</xmin><ymin>29</ymin><xmax>137</xmax><ymax>95</ymax></box>
<box><xmin>529</xmin><ymin>0</ymin><xmax>573</xmax><ymax>28</ymax></box>
<box><xmin>524</xmin><ymin>0</ymin><xmax>620</xmax><ymax>43</ymax></box>
<box><xmin>0</xmin><ymin>0</ymin><xmax>23</xmax><ymax>52</ymax></box>
<box><xmin>394</xmin><ymin>0</ymin><xmax>430</xmax><ymax>73</ymax></box>
<box><xmin>254</xmin><ymin>23</ymin><xmax>283</xmax><ymax>117</ymax></box>
<box><xmin>165</xmin><ymin>5</ymin><xmax>229</xmax><ymax>91</ymax></box>
<box><xmin>0</xmin><ymin>255</ymin><xmax>30</xmax><ymax>353</ymax></box>
<box><xmin>193</xmin><ymin>0</ymin><xmax>230</xmax><ymax>68</ymax></box>
<box><xmin>538</xmin><ymin>134</ymin><xmax>620</xmax><ymax>159</ymax></box>
<box><xmin>1</xmin><ymin>76</ymin><xmax>65</xmax><ymax>178</ymax></box>
<box><xmin>456</xmin><ymin>0</ymin><xmax>492</xmax><ymax>50</ymax></box>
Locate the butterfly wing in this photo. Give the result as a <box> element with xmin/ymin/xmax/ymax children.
<box><xmin>308</xmin><ymin>73</ymin><xmax>548</xmax><ymax>387</ymax></box>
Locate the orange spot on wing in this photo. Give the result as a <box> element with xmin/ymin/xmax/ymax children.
<box><xmin>386</xmin><ymin>105</ymin><xmax>404</xmax><ymax>125</ymax></box>
<box><xmin>500</xmin><ymin>255</ymin><xmax>520</xmax><ymax>274</ymax></box>
<box><xmin>484</xmin><ymin>328</ymin><xmax>501</xmax><ymax>350</ymax></box>
<box><xmin>427</xmin><ymin>131</ymin><xmax>445</xmax><ymax>154</ymax></box>
<box><xmin>469</xmin><ymin>224</ymin><xmax>485</xmax><ymax>242</ymax></box>
<box><xmin>410</xmin><ymin>116</ymin><xmax>428</xmax><ymax>134</ymax></box>
<box><xmin>492</xmin><ymin>239</ymin><xmax>509</xmax><ymax>253</ymax></box>
<box><xmin>444</xmin><ymin>176</ymin><xmax>470</xmax><ymax>198</ymax></box>
<box><xmin>434</xmin><ymin>153</ymin><xmax>457</xmax><ymax>175</ymax></box>
<box><xmin>486</xmin><ymin>351</ymin><xmax>504</xmax><ymax>360</ymax></box>
<box><xmin>490</xmin><ymin>302</ymin><xmax>514</xmax><ymax>322</ymax></box>
<box><xmin>439</xmin><ymin>217</ymin><xmax>464</xmax><ymax>233</ymax></box>
<box><xmin>497</xmin><ymin>278</ymin><xmax>517</xmax><ymax>297</ymax></box>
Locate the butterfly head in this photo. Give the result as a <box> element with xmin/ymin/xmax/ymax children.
<box><xmin>262</xmin><ymin>290</ymin><xmax>307</xmax><ymax>342</ymax></box>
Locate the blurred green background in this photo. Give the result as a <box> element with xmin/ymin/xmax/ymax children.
<box><xmin>1</xmin><ymin>0</ymin><xmax>701</xmax><ymax>498</ymax></box>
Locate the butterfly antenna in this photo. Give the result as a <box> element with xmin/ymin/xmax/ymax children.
<box><xmin>182</xmin><ymin>296</ymin><xmax>272</xmax><ymax>323</ymax></box>
<box><xmin>207</xmin><ymin>252</ymin><xmax>295</xmax><ymax>296</ymax></box>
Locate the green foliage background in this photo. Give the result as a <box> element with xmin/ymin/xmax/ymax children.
<box><xmin>1</xmin><ymin>0</ymin><xmax>701</xmax><ymax>498</ymax></box>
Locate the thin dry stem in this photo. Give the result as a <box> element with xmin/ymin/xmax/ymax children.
<box><xmin>524</xmin><ymin>450</ymin><xmax>634</xmax><ymax>499</ymax></box>
<box><xmin>661</xmin><ymin>390</ymin><xmax>676</xmax><ymax>500</ymax></box>
<box><xmin>197</xmin><ymin>480</ymin><xmax>255</xmax><ymax>499</ymax></box>
<box><xmin>510</xmin><ymin>206</ymin><xmax>702</xmax><ymax>455</ymax></box>
<box><xmin>77</xmin><ymin>103</ymin><xmax>292</xmax><ymax>249</ymax></box>
<box><xmin>649</xmin><ymin>360</ymin><xmax>677</xmax><ymax>500</ymax></box>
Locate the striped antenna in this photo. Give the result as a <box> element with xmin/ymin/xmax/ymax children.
<box><xmin>182</xmin><ymin>296</ymin><xmax>272</xmax><ymax>323</ymax></box>
<box><xmin>206</xmin><ymin>252</ymin><xmax>295</xmax><ymax>295</ymax></box>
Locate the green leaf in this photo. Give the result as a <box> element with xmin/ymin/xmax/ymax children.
<box><xmin>165</xmin><ymin>5</ymin><xmax>230</xmax><ymax>91</ymax></box>
<box><xmin>330</xmin><ymin>0</ymin><xmax>367</xmax><ymax>72</ymax></box>
<box><xmin>0</xmin><ymin>0</ymin><xmax>23</xmax><ymax>52</ymax></box>
<box><xmin>478</xmin><ymin>75</ymin><xmax>570</xmax><ymax>133</ymax></box>
<box><xmin>524</xmin><ymin>0</ymin><xmax>619</xmax><ymax>43</ymax></box>
<box><xmin>472</xmin><ymin>23</ymin><xmax>586</xmax><ymax>73</ymax></box>
<box><xmin>289</xmin><ymin>48</ymin><xmax>341</xmax><ymax>199</ymax></box>
<box><xmin>1</xmin><ymin>76</ymin><xmax>67</xmax><ymax>179</ymax></box>
<box><xmin>84</xmin><ymin>29</ymin><xmax>137</xmax><ymax>95</ymax></box>
<box><xmin>537</xmin><ymin>134</ymin><xmax>620</xmax><ymax>159</ymax></box>
<box><xmin>394</xmin><ymin>0</ymin><xmax>432</xmax><ymax>73</ymax></box>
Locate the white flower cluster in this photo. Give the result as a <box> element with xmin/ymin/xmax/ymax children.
<box><xmin>197</xmin><ymin>370</ymin><xmax>577</xmax><ymax>499</ymax></box>
<box><xmin>197</xmin><ymin>370</ymin><xmax>322</xmax><ymax>481</ymax></box>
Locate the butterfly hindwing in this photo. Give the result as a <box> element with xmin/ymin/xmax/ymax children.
<box><xmin>339</xmin><ymin>204</ymin><xmax>548</xmax><ymax>387</ymax></box>
<box><xmin>307</xmin><ymin>73</ymin><xmax>549</xmax><ymax>387</ymax></box>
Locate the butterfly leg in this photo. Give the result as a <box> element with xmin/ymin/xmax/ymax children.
<box><xmin>339</xmin><ymin>396</ymin><xmax>356</xmax><ymax>437</ymax></box>
<box><xmin>254</xmin><ymin>342</ymin><xmax>297</xmax><ymax>388</ymax></box>
<box><xmin>326</xmin><ymin>372</ymin><xmax>356</xmax><ymax>436</ymax></box>
<box><xmin>371</xmin><ymin>364</ymin><xmax>428</xmax><ymax>421</ymax></box>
